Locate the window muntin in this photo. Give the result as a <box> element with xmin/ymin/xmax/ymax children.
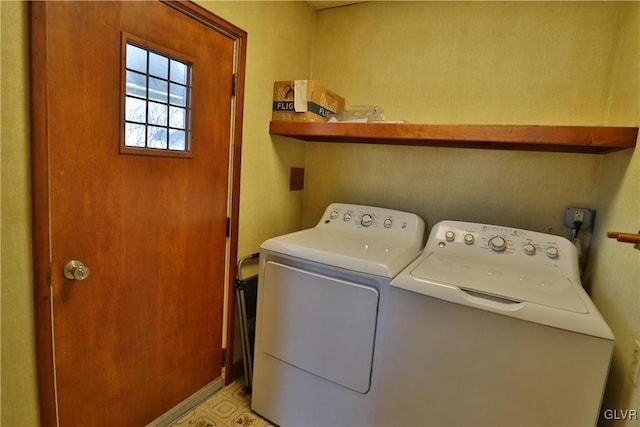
<box><xmin>122</xmin><ymin>37</ymin><xmax>192</xmax><ymax>156</ymax></box>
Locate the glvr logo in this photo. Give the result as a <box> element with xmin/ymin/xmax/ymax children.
<box><xmin>603</xmin><ymin>409</ymin><xmax>638</xmax><ymax>420</ymax></box>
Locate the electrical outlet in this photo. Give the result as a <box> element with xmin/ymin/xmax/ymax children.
<box><xmin>631</xmin><ymin>339</ymin><xmax>640</xmax><ymax>387</ymax></box>
<box><xmin>574</xmin><ymin>210</ymin><xmax>585</xmax><ymax>223</ymax></box>
<box><xmin>564</xmin><ymin>207</ymin><xmax>593</xmax><ymax>230</ymax></box>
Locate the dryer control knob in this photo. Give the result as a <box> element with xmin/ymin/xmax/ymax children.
<box><xmin>489</xmin><ymin>236</ymin><xmax>507</xmax><ymax>252</ymax></box>
<box><xmin>384</xmin><ymin>218</ymin><xmax>393</xmax><ymax>228</ymax></box>
<box><xmin>361</xmin><ymin>214</ymin><xmax>373</xmax><ymax>227</ymax></box>
<box><xmin>523</xmin><ymin>243</ymin><xmax>536</xmax><ymax>255</ymax></box>
<box><xmin>546</xmin><ymin>246</ymin><xmax>559</xmax><ymax>259</ymax></box>
<box><xmin>464</xmin><ymin>234</ymin><xmax>475</xmax><ymax>245</ymax></box>
<box><xmin>445</xmin><ymin>231</ymin><xmax>455</xmax><ymax>242</ymax></box>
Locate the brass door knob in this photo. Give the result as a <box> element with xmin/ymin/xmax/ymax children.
<box><xmin>63</xmin><ymin>260</ymin><xmax>90</xmax><ymax>280</ymax></box>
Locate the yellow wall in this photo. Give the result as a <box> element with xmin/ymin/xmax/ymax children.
<box><xmin>1</xmin><ymin>2</ymin><xmax>40</xmax><ymax>426</ymax></box>
<box><xmin>586</xmin><ymin>4</ymin><xmax>640</xmax><ymax>425</ymax></box>
<box><xmin>314</xmin><ymin>2</ymin><xmax>626</xmax><ymax>126</ymax></box>
<box><xmin>305</xmin><ymin>1</ymin><xmax>632</xmax><ymax>230</ymax></box>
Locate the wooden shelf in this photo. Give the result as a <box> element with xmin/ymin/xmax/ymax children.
<box><xmin>270</xmin><ymin>121</ymin><xmax>638</xmax><ymax>154</ymax></box>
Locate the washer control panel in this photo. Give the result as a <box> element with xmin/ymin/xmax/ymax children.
<box><xmin>432</xmin><ymin>221</ymin><xmax>566</xmax><ymax>258</ymax></box>
<box><xmin>427</xmin><ymin>220</ymin><xmax>578</xmax><ymax>278</ymax></box>
<box><xmin>319</xmin><ymin>203</ymin><xmax>425</xmax><ymax>244</ymax></box>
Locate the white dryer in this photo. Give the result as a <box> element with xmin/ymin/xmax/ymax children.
<box><xmin>376</xmin><ymin>220</ymin><xmax>614</xmax><ymax>427</ymax></box>
<box><xmin>251</xmin><ymin>203</ymin><xmax>425</xmax><ymax>427</ymax></box>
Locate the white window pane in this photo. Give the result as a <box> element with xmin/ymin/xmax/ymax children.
<box><xmin>169</xmin><ymin>83</ymin><xmax>187</xmax><ymax>107</ymax></box>
<box><xmin>126</xmin><ymin>71</ymin><xmax>147</xmax><ymax>98</ymax></box>
<box><xmin>148</xmin><ymin>77</ymin><xmax>168</xmax><ymax>103</ymax></box>
<box><xmin>169</xmin><ymin>130</ymin><xmax>186</xmax><ymax>151</ymax></box>
<box><xmin>169</xmin><ymin>106</ymin><xmax>185</xmax><ymax>128</ymax></box>
<box><xmin>170</xmin><ymin>60</ymin><xmax>187</xmax><ymax>84</ymax></box>
<box><xmin>147</xmin><ymin>126</ymin><xmax>167</xmax><ymax>149</ymax></box>
<box><xmin>148</xmin><ymin>102</ymin><xmax>168</xmax><ymax>126</ymax></box>
<box><xmin>126</xmin><ymin>44</ymin><xmax>147</xmax><ymax>73</ymax></box>
<box><xmin>126</xmin><ymin>96</ymin><xmax>147</xmax><ymax>123</ymax></box>
<box><xmin>149</xmin><ymin>52</ymin><xmax>168</xmax><ymax>79</ymax></box>
<box><xmin>125</xmin><ymin>123</ymin><xmax>146</xmax><ymax>147</ymax></box>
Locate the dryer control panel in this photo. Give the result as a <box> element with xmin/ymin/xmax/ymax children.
<box><xmin>318</xmin><ymin>203</ymin><xmax>425</xmax><ymax>247</ymax></box>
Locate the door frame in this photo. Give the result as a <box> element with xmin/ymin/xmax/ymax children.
<box><xmin>28</xmin><ymin>1</ymin><xmax>247</xmax><ymax>425</ymax></box>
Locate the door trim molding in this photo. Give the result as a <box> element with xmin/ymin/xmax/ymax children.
<box><xmin>28</xmin><ymin>2</ymin><xmax>247</xmax><ymax>425</ymax></box>
<box><xmin>29</xmin><ymin>3</ymin><xmax>57</xmax><ymax>424</ymax></box>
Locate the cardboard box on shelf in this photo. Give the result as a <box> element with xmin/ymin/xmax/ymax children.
<box><xmin>272</xmin><ymin>80</ymin><xmax>345</xmax><ymax>122</ymax></box>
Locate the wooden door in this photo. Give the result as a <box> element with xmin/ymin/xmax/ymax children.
<box><xmin>29</xmin><ymin>2</ymin><xmax>246</xmax><ymax>425</ymax></box>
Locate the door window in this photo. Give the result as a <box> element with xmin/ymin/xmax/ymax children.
<box><xmin>121</xmin><ymin>34</ymin><xmax>192</xmax><ymax>157</ymax></box>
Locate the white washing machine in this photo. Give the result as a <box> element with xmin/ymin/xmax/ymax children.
<box><xmin>375</xmin><ymin>220</ymin><xmax>614</xmax><ymax>427</ymax></box>
<box><xmin>251</xmin><ymin>203</ymin><xmax>425</xmax><ymax>427</ymax></box>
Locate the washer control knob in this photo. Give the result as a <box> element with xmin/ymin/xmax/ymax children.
<box><xmin>523</xmin><ymin>243</ymin><xmax>536</xmax><ymax>255</ymax></box>
<box><xmin>330</xmin><ymin>210</ymin><xmax>339</xmax><ymax>220</ymax></box>
<box><xmin>361</xmin><ymin>214</ymin><xmax>374</xmax><ymax>227</ymax></box>
<box><xmin>445</xmin><ymin>231</ymin><xmax>455</xmax><ymax>242</ymax></box>
<box><xmin>384</xmin><ymin>218</ymin><xmax>393</xmax><ymax>228</ymax></box>
<box><xmin>546</xmin><ymin>246</ymin><xmax>559</xmax><ymax>259</ymax></box>
<box><xmin>489</xmin><ymin>236</ymin><xmax>507</xmax><ymax>252</ymax></box>
<box><xmin>343</xmin><ymin>212</ymin><xmax>352</xmax><ymax>222</ymax></box>
<box><xmin>464</xmin><ymin>234</ymin><xmax>475</xmax><ymax>245</ymax></box>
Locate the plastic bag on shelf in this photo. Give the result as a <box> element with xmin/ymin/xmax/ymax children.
<box><xmin>334</xmin><ymin>105</ymin><xmax>384</xmax><ymax>122</ymax></box>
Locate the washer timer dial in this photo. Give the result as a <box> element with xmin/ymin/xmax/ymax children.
<box><xmin>488</xmin><ymin>236</ymin><xmax>507</xmax><ymax>252</ymax></box>
<box><xmin>546</xmin><ymin>246</ymin><xmax>560</xmax><ymax>259</ymax></box>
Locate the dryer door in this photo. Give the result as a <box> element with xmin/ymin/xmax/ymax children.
<box><xmin>260</xmin><ymin>261</ymin><xmax>379</xmax><ymax>393</ymax></box>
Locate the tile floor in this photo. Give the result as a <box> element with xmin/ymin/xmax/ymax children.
<box><xmin>171</xmin><ymin>379</ymin><xmax>273</xmax><ymax>427</ymax></box>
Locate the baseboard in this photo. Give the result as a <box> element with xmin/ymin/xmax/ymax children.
<box><xmin>145</xmin><ymin>377</ymin><xmax>224</xmax><ymax>427</ymax></box>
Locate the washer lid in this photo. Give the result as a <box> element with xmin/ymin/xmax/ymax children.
<box><xmin>392</xmin><ymin>220</ymin><xmax>614</xmax><ymax>340</ymax></box>
<box><xmin>411</xmin><ymin>252</ymin><xmax>588</xmax><ymax>313</ymax></box>
<box><xmin>392</xmin><ymin>252</ymin><xmax>614</xmax><ymax>339</ymax></box>
<box><xmin>261</xmin><ymin>228</ymin><xmax>421</xmax><ymax>278</ymax></box>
